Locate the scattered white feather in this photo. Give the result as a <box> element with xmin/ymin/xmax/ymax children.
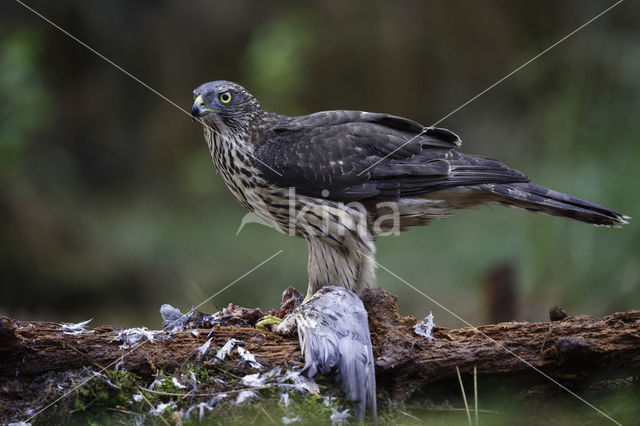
<box><xmin>197</xmin><ymin>337</ymin><xmax>212</xmax><ymax>360</ymax></box>
<box><xmin>330</xmin><ymin>408</ymin><xmax>351</xmax><ymax>425</ymax></box>
<box><xmin>190</xmin><ymin>371</ymin><xmax>198</xmax><ymax>391</ymax></box>
<box><xmin>91</xmin><ymin>371</ymin><xmax>106</xmax><ymax>379</ymax></box>
<box><xmin>282</xmin><ymin>416</ymin><xmax>301</xmax><ymax>424</ymax></box>
<box><xmin>241</xmin><ymin>373</ymin><xmax>265</xmax><ymax>387</ymax></box>
<box><xmin>235</xmin><ymin>390</ymin><xmax>259</xmax><ymax>404</ymax></box>
<box><xmin>215</xmin><ymin>338</ymin><xmax>242</xmax><ymax>361</ymax></box>
<box><xmin>112</xmin><ymin>327</ymin><xmax>161</xmax><ymax>349</ymax></box>
<box><xmin>60</xmin><ymin>319</ymin><xmax>94</xmax><ymax>335</ymax></box>
<box><xmin>264</xmin><ymin>366</ymin><xmax>283</xmax><ymax>378</ymax></box>
<box><xmin>91</xmin><ymin>371</ymin><xmax>118</xmax><ymax>389</ymax></box>
<box><xmin>414</xmin><ymin>312</ymin><xmax>436</xmax><ymax>341</ymax></box>
<box><xmin>208</xmin><ymin>394</ymin><xmax>227</xmax><ymax>406</ymax></box>
<box><xmin>7</xmin><ymin>422</ymin><xmax>31</xmax><ymax>426</ymax></box>
<box><xmin>172</xmin><ymin>377</ymin><xmax>187</xmax><ymax>389</ymax></box>
<box><xmin>279</xmin><ymin>392</ymin><xmax>290</xmax><ymax>407</ymax></box>
<box><xmin>237</xmin><ymin>346</ymin><xmax>263</xmax><ymax>369</ymax></box>
<box><xmin>132</xmin><ymin>394</ymin><xmax>144</xmax><ymax>403</ymax></box>
<box><xmin>149</xmin><ymin>402</ymin><xmax>175</xmax><ymax>416</ymax></box>
<box><xmin>190</xmin><ymin>329</ymin><xmax>200</xmax><ymax>337</ymax></box>
<box><xmin>283</xmin><ymin>371</ymin><xmax>319</xmax><ymax>394</ymax></box>
<box><xmin>160</xmin><ymin>304</ymin><xmax>187</xmax><ymax>331</ymax></box>
<box><xmin>179</xmin><ymin>395</ymin><xmax>226</xmax><ymax>419</ymax></box>
<box><xmin>324</xmin><ymin>396</ymin><xmax>338</xmax><ymax>407</ymax></box>
<box><xmin>184</xmin><ymin>402</ymin><xmax>213</xmax><ymax>422</ymax></box>
<box><xmin>114</xmin><ymin>357</ymin><xmax>125</xmax><ymax>370</ymax></box>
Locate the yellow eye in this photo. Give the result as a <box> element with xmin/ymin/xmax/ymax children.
<box><xmin>219</xmin><ymin>91</ymin><xmax>231</xmax><ymax>103</ymax></box>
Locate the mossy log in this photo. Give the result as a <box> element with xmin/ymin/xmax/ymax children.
<box><xmin>1</xmin><ymin>288</ymin><xmax>639</xmax><ymax>420</ymax></box>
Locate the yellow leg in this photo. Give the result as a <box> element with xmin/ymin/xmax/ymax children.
<box><xmin>255</xmin><ymin>315</ymin><xmax>282</xmax><ymax>330</ymax></box>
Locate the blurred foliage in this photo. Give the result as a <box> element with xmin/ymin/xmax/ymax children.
<box><xmin>0</xmin><ymin>0</ymin><xmax>638</xmax><ymax>335</ymax></box>
<box><xmin>243</xmin><ymin>8</ymin><xmax>318</xmax><ymax>112</ymax></box>
<box><xmin>0</xmin><ymin>28</ymin><xmax>51</xmax><ymax>172</ymax></box>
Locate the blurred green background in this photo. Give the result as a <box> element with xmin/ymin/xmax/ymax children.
<box><xmin>1</xmin><ymin>0</ymin><xmax>638</xmax><ymax>330</ymax></box>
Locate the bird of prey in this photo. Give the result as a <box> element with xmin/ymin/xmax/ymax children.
<box><xmin>191</xmin><ymin>80</ymin><xmax>628</xmax><ymax>298</ymax></box>
<box><xmin>191</xmin><ymin>80</ymin><xmax>627</xmax><ymax>421</ymax></box>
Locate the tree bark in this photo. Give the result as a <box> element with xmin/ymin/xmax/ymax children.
<box><xmin>362</xmin><ymin>288</ymin><xmax>640</xmax><ymax>396</ymax></box>
<box><xmin>1</xmin><ymin>288</ymin><xmax>639</xmax><ymax>409</ymax></box>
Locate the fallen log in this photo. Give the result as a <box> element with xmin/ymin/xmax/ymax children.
<box><xmin>1</xmin><ymin>288</ymin><xmax>639</xmax><ymax>422</ymax></box>
<box><xmin>363</xmin><ymin>288</ymin><xmax>640</xmax><ymax>396</ymax></box>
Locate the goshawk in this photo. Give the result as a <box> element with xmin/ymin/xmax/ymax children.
<box><xmin>191</xmin><ymin>80</ymin><xmax>627</xmax><ymax>297</ymax></box>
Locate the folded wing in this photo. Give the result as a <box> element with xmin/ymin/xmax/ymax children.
<box><xmin>255</xmin><ymin>110</ymin><xmax>528</xmax><ymax>201</ymax></box>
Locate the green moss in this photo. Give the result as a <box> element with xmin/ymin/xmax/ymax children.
<box><xmin>198</xmin><ymin>392</ymin><xmax>343</xmax><ymax>425</ymax></box>
<box><xmin>155</xmin><ymin>376</ymin><xmax>182</xmax><ymax>394</ymax></box>
<box><xmin>187</xmin><ymin>364</ymin><xmax>210</xmax><ymax>383</ymax></box>
<box><xmin>72</xmin><ymin>369</ymin><xmax>147</xmax><ymax>424</ymax></box>
<box><xmin>74</xmin><ymin>369</ymin><xmax>139</xmax><ymax>410</ymax></box>
<box><xmin>68</xmin><ymin>364</ymin><xmax>354</xmax><ymax>424</ymax></box>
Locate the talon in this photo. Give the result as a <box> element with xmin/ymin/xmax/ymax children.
<box><xmin>255</xmin><ymin>314</ymin><xmax>282</xmax><ymax>330</ymax></box>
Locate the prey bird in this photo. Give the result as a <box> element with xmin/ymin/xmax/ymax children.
<box><xmin>191</xmin><ymin>80</ymin><xmax>628</xmax><ymax>298</ymax></box>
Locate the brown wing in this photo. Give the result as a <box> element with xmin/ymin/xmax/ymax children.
<box><xmin>255</xmin><ymin>110</ymin><xmax>528</xmax><ymax>201</ymax></box>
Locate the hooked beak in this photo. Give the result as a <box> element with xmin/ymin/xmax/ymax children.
<box><xmin>191</xmin><ymin>95</ymin><xmax>206</xmax><ymax>119</ymax></box>
<box><xmin>191</xmin><ymin>94</ymin><xmax>221</xmax><ymax>123</ymax></box>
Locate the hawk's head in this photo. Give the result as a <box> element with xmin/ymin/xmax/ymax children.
<box><xmin>191</xmin><ymin>80</ymin><xmax>261</xmax><ymax>133</ymax></box>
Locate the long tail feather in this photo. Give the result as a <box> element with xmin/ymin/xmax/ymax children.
<box><xmin>480</xmin><ymin>182</ymin><xmax>629</xmax><ymax>227</ymax></box>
